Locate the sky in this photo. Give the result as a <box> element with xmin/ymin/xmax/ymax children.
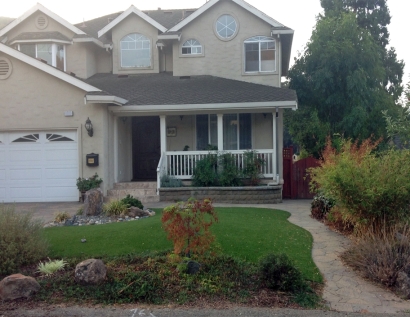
<box><xmin>2</xmin><ymin>0</ymin><xmax>409</xmax><ymax>86</ymax></box>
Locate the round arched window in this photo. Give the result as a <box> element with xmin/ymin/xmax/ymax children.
<box><xmin>215</xmin><ymin>14</ymin><xmax>237</xmax><ymax>40</ymax></box>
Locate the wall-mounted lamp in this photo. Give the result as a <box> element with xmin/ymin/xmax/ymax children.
<box><xmin>85</xmin><ymin>117</ymin><xmax>93</xmax><ymax>137</ymax></box>
<box><xmin>180</xmin><ymin>115</ymin><xmax>184</xmax><ymax>121</ymax></box>
<box><xmin>263</xmin><ymin>113</ymin><xmax>267</xmax><ymax>119</ymax></box>
<box><xmin>121</xmin><ymin>117</ymin><xmax>127</xmax><ymax>124</ymax></box>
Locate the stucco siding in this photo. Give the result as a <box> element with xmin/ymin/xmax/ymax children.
<box><xmin>172</xmin><ymin>0</ymin><xmax>281</xmax><ymax>87</ymax></box>
<box><xmin>253</xmin><ymin>113</ymin><xmax>273</xmax><ymax>149</ymax></box>
<box><xmin>5</xmin><ymin>13</ymin><xmax>75</xmax><ymax>42</ymax></box>
<box><xmin>111</xmin><ymin>14</ymin><xmax>160</xmax><ymax>75</ymax></box>
<box><xmin>166</xmin><ymin>115</ymin><xmax>195</xmax><ymax>151</ymax></box>
<box><xmin>0</xmin><ymin>54</ymin><xmax>110</xmax><ymax>193</ymax></box>
<box><xmin>96</xmin><ymin>50</ymin><xmax>112</xmax><ymax>73</ymax></box>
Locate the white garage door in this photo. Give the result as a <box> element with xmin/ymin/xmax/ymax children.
<box><xmin>0</xmin><ymin>131</ymin><xmax>79</xmax><ymax>202</ymax></box>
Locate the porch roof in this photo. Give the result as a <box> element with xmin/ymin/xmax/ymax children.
<box><xmin>85</xmin><ymin>73</ymin><xmax>297</xmax><ymax>107</ymax></box>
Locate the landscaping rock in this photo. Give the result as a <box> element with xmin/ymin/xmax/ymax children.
<box><xmin>128</xmin><ymin>207</ymin><xmax>150</xmax><ymax>218</ymax></box>
<box><xmin>187</xmin><ymin>261</ymin><xmax>201</xmax><ymax>275</ymax></box>
<box><xmin>83</xmin><ymin>188</ymin><xmax>104</xmax><ymax>216</ymax></box>
<box><xmin>75</xmin><ymin>259</ymin><xmax>106</xmax><ymax>285</ymax></box>
<box><xmin>0</xmin><ymin>274</ymin><xmax>40</xmax><ymax>301</ymax></box>
<box><xmin>396</xmin><ymin>271</ymin><xmax>410</xmax><ymax>298</ymax></box>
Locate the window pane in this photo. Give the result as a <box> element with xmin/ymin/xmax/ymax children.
<box><xmin>216</xmin><ymin>14</ymin><xmax>237</xmax><ymax>39</ymax></box>
<box><xmin>239</xmin><ymin>114</ymin><xmax>252</xmax><ymax>149</ymax></box>
<box><xmin>56</xmin><ymin>45</ymin><xmax>64</xmax><ymax>70</ymax></box>
<box><xmin>261</xmin><ymin>49</ymin><xmax>275</xmax><ymax>71</ymax></box>
<box><xmin>120</xmin><ymin>33</ymin><xmax>151</xmax><ymax>68</ymax></box>
<box><xmin>223</xmin><ymin>114</ymin><xmax>238</xmax><ymax>150</ymax></box>
<box><xmin>210</xmin><ymin>114</ymin><xmax>217</xmax><ymax>148</ymax></box>
<box><xmin>37</xmin><ymin>44</ymin><xmax>52</xmax><ymax>65</ymax></box>
<box><xmin>20</xmin><ymin>44</ymin><xmax>36</xmax><ymax>58</ymax></box>
<box><xmin>245</xmin><ymin>43</ymin><xmax>259</xmax><ymax>72</ymax></box>
<box><xmin>196</xmin><ymin>115</ymin><xmax>209</xmax><ymax>150</ymax></box>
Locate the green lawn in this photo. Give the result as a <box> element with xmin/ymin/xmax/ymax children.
<box><xmin>44</xmin><ymin>207</ymin><xmax>321</xmax><ymax>282</ymax></box>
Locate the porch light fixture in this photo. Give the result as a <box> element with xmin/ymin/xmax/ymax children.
<box><xmin>85</xmin><ymin>117</ymin><xmax>93</xmax><ymax>137</ymax></box>
<box><xmin>180</xmin><ymin>115</ymin><xmax>184</xmax><ymax>121</ymax></box>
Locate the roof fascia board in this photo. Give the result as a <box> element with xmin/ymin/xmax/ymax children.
<box><xmin>157</xmin><ymin>34</ymin><xmax>181</xmax><ymax>40</ymax></box>
<box><xmin>271</xmin><ymin>29</ymin><xmax>294</xmax><ymax>35</ymax></box>
<box><xmin>0</xmin><ymin>43</ymin><xmax>100</xmax><ymax>92</ymax></box>
<box><xmin>168</xmin><ymin>0</ymin><xmax>219</xmax><ymax>32</ymax></box>
<box><xmin>11</xmin><ymin>39</ymin><xmax>73</xmax><ymax>45</ymax></box>
<box><xmin>108</xmin><ymin>101</ymin><xmax>297</xmax><ymax>115</ymax></box>
<box><xmin>231</xmin><ymin>0</ymin><xmax>285</xmax><ymax>28</ymax></box>
<box><xmin>73</xmin><ymin>37</ymin><xmax>105</xmax><ymax>48</ymax></box>
<box><xmin>98</xmin><ymin>5</ymin><xmax>167</xmax><ymax>38</ymax></box>
<box><xmin>0</xmin><ymin>3</ymin><xmax>86</xmax><ymax>38</ymax></box>
<box><xmin>86</xmin><ymin>95</ymin><xmax>128</xmax><ymax>105</ymax></box>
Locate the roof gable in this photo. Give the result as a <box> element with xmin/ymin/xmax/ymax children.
<box><xmin>98</xmin><ymin>5</ymin><xmax>167</xmax><ymax>38</ymax></box>
<box><xmin>168</xmin><ymin>0</ymin><xmax>290</xmax><ymax>32</ymax></box>
<box><xmin>0</xmin><ymin>3</ymin><xmax>86</xmax><ymax>38</ymax></box>
<box><xmin>0</xmin><ymin>43</ymin><xmax>99</xmax><ymax>92</ymax></box>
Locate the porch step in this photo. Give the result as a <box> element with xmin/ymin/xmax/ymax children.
<box><xmin>106</xmin><ymin>182</ymin><xmax>159</xmax><ymax>204</ymax></box>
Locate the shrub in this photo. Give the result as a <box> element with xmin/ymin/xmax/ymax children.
<box><xmin>160</xmin><ymin>174</ymin><xmax>183</xmax><ymax>188</ymax></box>
<box><xmin>258</xmin><ymin>253</ymin><xmax>307</xmax><ymax>292</ymax></box>
<box><xmin>342</xmin><ymin>226</ymin><xmax>410</xmax><ymax>287</ymax></box>
<box><xmin>121</xmin><ymin>194</ymin><xmax>144</xmax><ymax>209</ymax></box>
<box><xmin>161</xmin><ymin>198</ymin><xmax>218</xmax><ymax>257</ymax></box>
<box><xmin>310</xmin><ymin>194</ymin><xmax>335</xmax><ymax>220</ymax></box>
<box><xmin>103</xmin><ymin>200</ymin><xmax>129</xmax><ymax>216</ymax></box>
<box><xmin>54</xmin><ymin>211</ymin><xmax>70</xmax><ymax>223</ymax></box>
<box><xmin>243</xmin><ymin>150</ymin><xmax>265</xmax><ymax>185</ymax></box>
<box><xmin>37</xmin><ymin>258</ymin><xmax>67</xmax><ymax>276</ymax></box>
<box><xmin>0</xmin><ymin>205</ymin><xmax>48</xmax><ymax>275</ymax></box>
<box><xmin>76</xmin><ymin>173</ymin><xmax>103</xmax><ymax>192</ymax></box>
<box><xmin>192</xmin><ymin>154</ymin><xmax>218</xmax><ymax>186</ymax></box>
<box><xmin>218</xmin><ymin>152</ymin><xmax>242</xmax><ymax>186</ymax></box>
<box><xmin>310</xmin><ymin>138</ymin><xmax>410</xmax><ymax>234</ymax></box>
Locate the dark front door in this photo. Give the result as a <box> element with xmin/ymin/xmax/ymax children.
<box><xmin>132</xmin><ymin>116</ymin><xmax>161</xmax><ymax>180</ymax></box>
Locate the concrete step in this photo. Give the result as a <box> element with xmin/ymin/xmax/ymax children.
<box><xmin>113</xmin><ymin>182</ymin><xmax>157</xmax><ymax>190</ymax></box>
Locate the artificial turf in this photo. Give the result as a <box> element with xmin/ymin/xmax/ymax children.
<box><xmin>44</xmin><ymin>207</ymin><xmax>321</xmax><ymax>282</ymax></box>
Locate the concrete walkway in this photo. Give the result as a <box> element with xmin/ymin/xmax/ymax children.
<box><xmin>6</xmin><ymin>200</ymin><xmax>410</xmax><ymax>314</ymax></box>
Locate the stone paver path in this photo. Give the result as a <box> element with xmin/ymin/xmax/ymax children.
<box><xmin>278</xmin><ymin>200</ymin><xmax>410</xmax><ymax>314</ymax></box>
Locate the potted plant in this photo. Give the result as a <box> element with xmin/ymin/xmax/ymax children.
<box><xmin>76</xmin><ymin>173</ymin><xmax>103</xmax><ymax>202</ymax></box>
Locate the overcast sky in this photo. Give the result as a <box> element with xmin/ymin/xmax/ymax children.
<box><xmin>3</xmin><ymin>0</ymin><xmax>409</xmax><ymax>86</ymax></box>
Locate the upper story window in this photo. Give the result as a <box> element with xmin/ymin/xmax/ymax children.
<box><xmin>244</xmin><ymin>36</ymin><xmax>276</xmax><ymax>73</ymax></box>
<box><xmin>120</xmin><ymin>33</ymin><xmax>151</xmax><ymax>68</ymax></box>
<box><xmin>215</xmin><ymin>14</ymin><xmax>238</xmax><ymax>40</ymax></box>
<box><xmin>19</xmin><ymin>43</ymin><xmax>65</xmax><ymax>71</ymax></box>
<box><xmin>182</xmin><ymin>39</ymin><xmax>202</xmax><ymax>55</ymax></box>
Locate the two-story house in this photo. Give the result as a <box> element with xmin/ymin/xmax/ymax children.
<box><xmin>0</xmin><ymin>0</ymin><xmax>297</xmax><ymax>203</ymax></box>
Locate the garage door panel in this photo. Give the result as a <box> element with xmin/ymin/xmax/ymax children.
<box><xmin>0</xmin><ymin>149</ymin><xmax>5</xmax><ymax>163</ymax></box>
<box><xmin>0</xmin><ymin>169</ymin><xmax>5</xmax><ymax>180</ymax></box>
<box><xmin>44</xmin><ymin>186</ymin><xmax>78</xmax><ymax>201</ymax></box>
<box><xmin>0</xmin><ymin>187</ymin><xmax>6</xmax><ymax>200</ymax></box>
<box><xmin>9</xmin><ymin>149</ymin><xmax>43</xmax><ymax>162</ymax></box>
<box><xmin>9</xmin><ymin>168</ymin><xmax>42</xmax><ymax>181</ymax></box>
<box><xmin>45</xmin><ymin>168</ymin><xmax>78</xmax><ymax>180</ymax></box>
<box><xmin>45</xmin><ymin>148</ymin><xmax>77</xmax><ymax>162</ymax></box>
<box><xmin>10</xmin><ymin>186</ymin><xmax>42</xmax><ymax>200</ymax></box>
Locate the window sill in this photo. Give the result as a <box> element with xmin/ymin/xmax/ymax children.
<box><xmin>179</xmin><ymin>54</ymin><xmax>205</xmax><ymax>58</ymax></box>
<box><xmin>242</xmin><ymin>71</ymin><xmax>278</xmax><ymax>76</ymax></box>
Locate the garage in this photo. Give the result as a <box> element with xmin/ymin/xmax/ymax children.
<box><xmin>0</xmin><ymin>130</ymin><xmax>79</xmax><ymax>202</ymax></box>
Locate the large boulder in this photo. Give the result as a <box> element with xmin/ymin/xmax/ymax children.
<box><xmin>128</xmin><ymin>207</ymin><xmax>150</xmax><ymax>218</ymax></box>
<box><xmin>83</xmin><ymin>188</ymin><xmax>104</xmax><ymax>216</ymax></box>
<box><xmin>396</xmin><ymin>271</ymin><xmax>410</xmax><ymax>299</ymax></box>
<box><xmin>75</xmin><ymin>259</ymin><xmax>106</xmax><ymax>285</ymax></box>
<box><xmin>0</xmin><ymin>274</ymin><xmax>40</xmax><ymax>301</ymax></box>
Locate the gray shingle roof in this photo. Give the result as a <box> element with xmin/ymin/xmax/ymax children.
<box><xmin>144</xmin><ymin>9</ymin><xmax>196</xmax><ymax>30</ymax></box>
<box><xmin>9</xmin><ymin>31</ymin><xmax>71</xmax><ymax>43</ymax></box>
<box><xmin>85</xmin><ymin>73</ymin><xmax>297</xmax><ymax>105</ymax></box>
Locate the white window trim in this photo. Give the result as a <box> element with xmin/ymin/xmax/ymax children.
<box><xmin>214</xmin><ymin>13</ymin><xmax>239</xmax><ymax>42</ymax></box>
<box><xmin>223</xmin><ymin>113</ymin><xmax>252</xmax><ymax>150</ymax></box>
<box><xmin>244</xmin><ymin>36</ymin><xmax>277</xmax><ymax>74</ymax></box>
<box><xmin>180</xmin><ymin>39</ymin><xmax>205</xmax><ymax>58</ymax></box>
<box><xmin>120</xmin><ymin>33</ymin><xmax>152</xmax><ymax>69</ymax></box>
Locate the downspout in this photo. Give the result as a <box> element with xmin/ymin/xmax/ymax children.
<box><xmin>270</xmin><ymin>108</ymin><xmax>279</xmax><ymax>185</ymax></box>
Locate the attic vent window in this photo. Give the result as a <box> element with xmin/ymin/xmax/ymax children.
<box><xmin>0</xmin><ymin>57</ymin><xmax>12</xmax><ymax>80</ymax></box>
<box><xmin>35</xmin><ymin>15</ymin><xmax>48</xmax><ymax>30</ymax></box>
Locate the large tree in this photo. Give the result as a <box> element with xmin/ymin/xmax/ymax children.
<box><xmin>286</xmin><ymin>11</ymin><xmax>400</xmax><ymax>157</ymax></box>
<box><xmin>320</xmin><ymin>0</ymin><xmax>404</xmax><ymax>100</ymax></box>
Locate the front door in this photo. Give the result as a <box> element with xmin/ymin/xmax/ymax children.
<box><xmin>132</xmin><ymin>116</ymin><xmax>161</xmax><ymax>180</ymax></box>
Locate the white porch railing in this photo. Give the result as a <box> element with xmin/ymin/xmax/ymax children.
<box><xmin>156</xmin><ymin>152</ymin><xmax>167</xmax><ymax>194</ymax></box>
<box><xmin>157</xmin><ymin>150</ymin><xmax>275</xmax><ymax>188</ymax></box>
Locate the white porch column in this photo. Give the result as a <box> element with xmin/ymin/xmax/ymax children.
<box><xmin>114</xmin><ymin>116</ymin><xmax>119</xmax><ymax>183</ymax></box>
<box><xmin>272</xmin><ymin>110</ymin><xmax>278</xmax><ymax>182</ymax></box>
<box><xmin>217</xmin><ymin>113</ymin><xmax>223</xmax><ymax>150</ymax></box>
<box><xmin>160</xmin><ymin>115</ymin><xmax>167</xmax><ymax>154</ymax></box>
<box><xmin>277</xmin><ymin>109</ymin><xmax>284</xmax><ymax>184</ymax></box>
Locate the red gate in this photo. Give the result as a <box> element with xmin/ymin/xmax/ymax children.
<box><xmin>283</xmin><ymin>147</ymin><xmax>320</xmax><ymax>199</ymax></box>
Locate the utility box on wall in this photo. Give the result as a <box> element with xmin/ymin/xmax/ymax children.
<box><xmin>86</xmin><ymin>153</ymin><xmax>99</xmax><ymax>167</ymax></box>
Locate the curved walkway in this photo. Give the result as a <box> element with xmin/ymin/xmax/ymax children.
<box><xmin>278</xmin><ymin>200</ymin><xmax>410</xmax><ymax>314</ymax></box>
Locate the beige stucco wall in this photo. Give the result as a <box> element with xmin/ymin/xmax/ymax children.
<box><xmin>66</xmin><ymin>43</ymin><xmax>102</xmax><ymax>79</ymax></box>
<box><xmin>166</xmin><ymin>115</ymin><xmax>195</xmax><ymax>151</ymax></box>
<box><xmin>172</xmin><ymin>0</ymin><xmax>281</xmax><ymax>87</ymax></box>
<box><xmin>5</xmin><ymin>13</ymin><xmax>75</xmax><ymax>42</ymax></box>
<box><xmin>111</xmin><ymin>14</ymin><xmax>160</xmax><ymax>75</ymax></box>
<box><xmin>253</xmin><ymin>113</ymin><xmax>273</xmax><ymax>149</ymax></box>
<box><xmin>0</xmin><ymin>53</ymin><xmax>111</xmax><ymax>193</ymax></box>
<box><xmin>96</xmin><ymin>49</ymin><xmax>112</xmax><ymax>74</ymax></box>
